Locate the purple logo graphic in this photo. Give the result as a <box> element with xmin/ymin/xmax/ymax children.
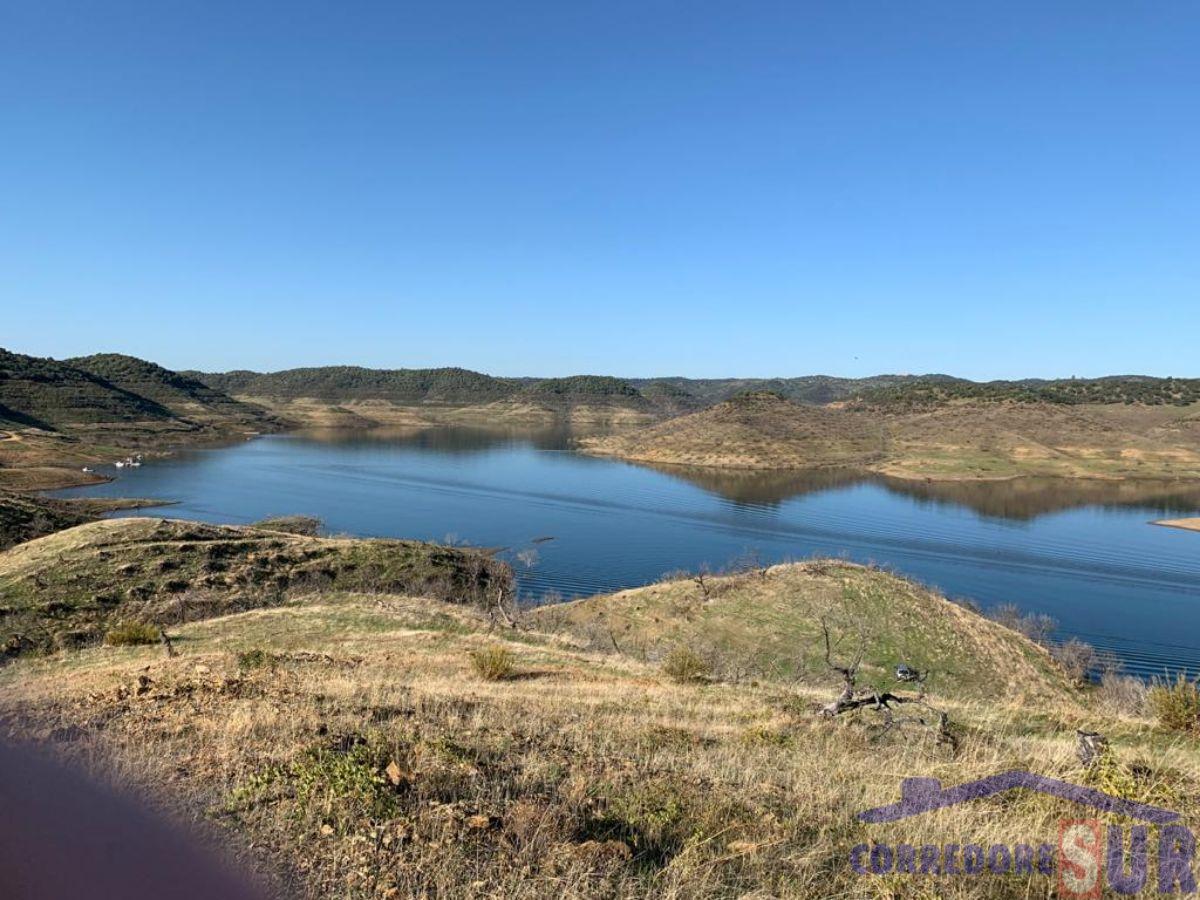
<box><xmin>854</xmin><ymin>771</ymin><xmax>1195</xmax><ymax>897</ymax></box>
<box><xmin>858</xmin><ymin>771</ymin><xmax>1179</xmax><ymax>824</ymax></box>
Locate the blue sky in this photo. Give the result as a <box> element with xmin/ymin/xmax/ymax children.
<box><xmin>2</xmin><ymin>2</ymin><xmax>1197</xmax><ymax>379</ymax></box>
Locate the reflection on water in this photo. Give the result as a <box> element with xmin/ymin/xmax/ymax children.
<box><xmin>55</xmin><ymin>424</ymin><xmax>1200</xmax><ymax>677</ymax></box>
<box><xmin>310</xmin><ymin>426</ymin><xmax>1200</xmax><ymax>520</ymax></box>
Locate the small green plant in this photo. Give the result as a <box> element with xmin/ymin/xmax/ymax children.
<box><xmin>103</xmin><ymin>620</ymin><xmax>160</xmax><ymax>647</ymax></box>
<box><xmin>237</xmin><ymin>647</ymin><xmax>277</xmax><ymax>671</ymax></box>
<box><xmin>661</xmin><ymin>645</ymin><xmax>710</xmax><ymax>684</ymax></box>
<box><xmin>1148</xmin><ymin>674</ymin><xmax>1200</xmax><ymax>732</ymax></box>
<box><xmin>469</xmin><ymin>644</ymin><xmax>516</xmax><ymax>681</ymax></box>
<box><xmin>291</xmin><ymin>741</ymin><xmax>399</xmax><ymax>831</ymax></box>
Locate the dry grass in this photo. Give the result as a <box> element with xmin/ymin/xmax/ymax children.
<box><xmin>103</xmin><ymin>620</ymin><xmax>161</xmax><ymax>646</ymax></box>
<box><xmin>582</xmin><ymin>392</ymin><xmax>886</xmax><ymax>470</ymax></box>
<box><xmin>2</xmin><ymin>590</ymin><xmax>1198</xmax><ymax>899</ymax></box>
<box><xmin>582</xmin><ymin>396</ymin><xmax>1200</xmax><ymax>482</ymax></box>
<box><xmin>534</xmin><ymin>561</ymin><xmax>1074</xmax><ymax>703</ymax></box>
<box><xmin>1149</xmin><ymin>674</ymin><xmax>1200</xmax><ymax>733</ymax></box>
<box><xmin>469</xmin><ymin>643</ymin><xmax>518</xmax><ymax>680</ymax></box>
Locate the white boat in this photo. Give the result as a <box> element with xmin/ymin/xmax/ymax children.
<box><xmin>114</xmin><ymin>460</ymin><xmax>125</xmax><ymax>468</ymax></box>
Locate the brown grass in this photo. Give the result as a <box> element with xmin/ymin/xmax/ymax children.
<box><xmin>1</xmin><ymin>590</ymin><xmax>1197</xmax><ymax>899</ymax></box>
<box><xmin>582</xmin><ymin>396</ymin><xmax>1200</xmax><ymax>482</ymax></box>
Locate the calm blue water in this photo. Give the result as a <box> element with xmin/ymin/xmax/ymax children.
<box><xmin>54</xmin><ymin>426</ymin><xmax>1200</xmax><ymax>677</ymax></box>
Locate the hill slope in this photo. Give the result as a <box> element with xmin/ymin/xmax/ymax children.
<box><xmin>0</xmin><ymin>348</ymin><xmax>174</xmax><ymax>429</ymax></box>
<box><xmin>190</xmin><ymin>366</ymin><xmax>520</xmax><ymax>405</ymax></box>
<box><xmin>0</xmin><ymin>517</ymin><xmax>509</xmax><ymax>658</ymax></box>
<box><xmin>851</xmin><ymin>375</ymin><xmax>1200</xmax><ymax>409</ymax></box>
<box><xmin>581</xmin><ymin>391</ymin><xmax>886</xmax><ymax>469</ymax></box>
<box><xmin>67</xmin><ymin>354</ymin><xmax>273</xmax><ymax>427</ymax></box>
<box><xmin>535</xmin><ymin>560</ymin><xmax>1072</xmax><ymax>702</ymax></box>
<box><xmin>0</xmin><ymin>349</ymin><xmax>278</xmax><ymax>490</ymax></box>
<box><xmin>874</xmin><ymin>400</ymin><xmax>1200</xmax><ymax>480</ymax></box>
<box><xmin>6</xmin><ymin>562</ymin><xmax>1185</xmax><ymax>898</ymax></box>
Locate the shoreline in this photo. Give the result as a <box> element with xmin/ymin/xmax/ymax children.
<box><xmin>578</xmin><ymin>444</ymin><xmax>1200</xmax><ymax>486</ymax></box>
<box><xmin>1153</xmin><ymin>518</ymin><xmax>1200</xmax><ymax>533</ymax></box>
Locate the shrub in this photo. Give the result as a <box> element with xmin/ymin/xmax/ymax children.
<box><xmin>1099</xmin><ymin>673</ymin><xmax>1149</xmax><ymax>716</ymax></box>
<box><xmin>661</xmin><ymin>645</ymin><xmax>710</xmax><ymax>684</ymax></box>
<box><xmin>1148</xmin><ymin>674</ymin><xmax>1200</xmax><ymax>732</ymax></box>
<box><xmin>104</xmin><ymin>621</ymin><xmax>160</xmax><ymax>647</ymax></box>
<box><xmin>469</xmin><ymin>644</ymin><xmax>516</xmax><ymax>681</ymax></box>
<box><xmin>1052</xmin><ymin>639</ymin><xmax>1099</xmax><ymax>686</ymax></box>
<box><xmin>237</xmin><ymin>648</ymin><xmax>277</xmax><ymax>671</ymax></box>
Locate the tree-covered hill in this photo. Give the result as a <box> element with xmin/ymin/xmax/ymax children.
<box><xmin>0</xmin><ymin>348</ymin><xmax>174</xmax><ymax>428</ymax></box>
<box><xmin>67</xmin><ymin>353</ymin><xmax>271</xmax><ymax>426</ymax></box>
<box><xmin>850</xmin><ymin>375</ymin><xmax>1200</xmax><ymax>410</ymax></box>
<box><xmin>189</xmin><ymin>365</ymin><xmax>521</xmax><ymax>405</ymax></box>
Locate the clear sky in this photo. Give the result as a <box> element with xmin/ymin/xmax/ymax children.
<box><xmin>2</xmin><ymin>2</ymin><xmax>1197</xmax><ymax>379</ymax></box>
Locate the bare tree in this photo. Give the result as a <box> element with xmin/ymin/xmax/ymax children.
<box><xmin>817</xmin><ymin>618</ymin><xmax>956</xmax><ymax>752</ymax></box>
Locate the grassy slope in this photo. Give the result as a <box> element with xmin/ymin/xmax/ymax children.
<box><xmin>0</xmin><ymin>490</ymin><xmax>163</xmax><ymax>551</ymax></box>
<box><xmin>533</xmin><ymin>561</ymin><xmax>1072</xmax><ymax>703</ymax></box>
<box><xmin>0</xmin><ymin>517</ymin><xmax>508</xmax><ymax>658</ymax></box>
<box><xmin>581</xmin><ymin>392</ymin><xmax>887</xmax><ymax>470</ymax></box>
<box><xmin>2</xmin><ymin>570</ymin><xmax>1196</xmax><ymax>898</ymax></box>
<box><xmin>874</xmin><ymin>400</ymin><xmax>1200</xmax><ymax>480</ymax></box>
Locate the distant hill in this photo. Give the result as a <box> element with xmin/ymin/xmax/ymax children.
<box><xmin>188</xmin><ymin>366</ymin><xmax>520</xmax><ymax>405</ymax></box>
<box><xmin>0</xmin><ymin>349</ymin><xmax>281</xmax><ymax>491</ymax></box>
<box><xmin>850</xmin><ymin>375</ymin><xmax>1200</xmax><ymax>409</ymax></box>
<box><xmin>0</xmin><ymin>348</ymin><xmax>174</xmax><ymax>428</ymax></box>
<box><xmin>581</xmin><ymin>391</ymin><xmax>886</xmax><ymax>469</ymax></box>
<box><xmin>67</xmin><ymin>353</ymin><xmax>271</xmax><ymax>427</ymax></box>
<box><xmin>517</xmin><ymin>375</ymin><xmax>650</xmax><ymax>409</ymax></box>
<box><xmin>628</xmin><ymin>374</ymin><xmax>953</xmax><ymax>406</ymax></box>
<box><xmin>586</xmin><ymin>388</ymin><xmax>1200</xmax><ymax>480</ymax></box>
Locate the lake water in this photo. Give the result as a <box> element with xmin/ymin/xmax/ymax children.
<box><xmin>54</xmin><ymin>425</ymin><xmax>1200</xmax><ymax>678</ymax></box>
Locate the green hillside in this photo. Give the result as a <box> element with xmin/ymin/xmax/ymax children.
<box><xmin>628</xmin><ymin>374</ymin><xmax>952</xmax><ymax>405</ymax></box>
<box><xmin>0</xmin><ymin>348</ymin><xmax>173</xmax><ymax>428</ymax></box>
<box><xmin>852</xmin><ymin>375</ymin><xmax>1200</xmax><ymax>409</ymax></box>
<box><xmin>0</xmin><ymin>517</ymin><xmax>510</xmax><ymax>658</ymax></box>
<box><xmin>68</xmin><ymin>353</ymin><xmax>271</xmax><ymax>426</ymax></box>
<box><xmin>190</xmin><ymin>366</ymin><xmax>520</xmax><ymax>404</ymax></box>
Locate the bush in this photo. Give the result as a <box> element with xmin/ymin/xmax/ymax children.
<box><xmin>1052</xmin><ymin>639</ymin><xmax>1099</xmax><ymax>686</ymax></box>
<box><xmin>469</xmin><ymin>644</ymin><xmax>516</xmax><ymax>681</ymax></box>
<box><xmin>661</xmin><ymin>645</ymin><xmax>710</xmax><ymax>684</ymax></box>
<box><xmin>104</xmin><ymin>621</ymin><xmax>160</xmax><ymax>647</ymax></box>
<box><xmin>1098</xmin><ymin>673</ymin><xmax>1149</xmax><ymax>716</ymax></box>
<box><xmin>237</xmin><ymin>648</ymin><xmax>277</xmax><ymax>671</ymax></box>
<box><xmin>1148</xmin><ymin>674</ymin><xmax>1200</xmax><ymax>732</ymax></box>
